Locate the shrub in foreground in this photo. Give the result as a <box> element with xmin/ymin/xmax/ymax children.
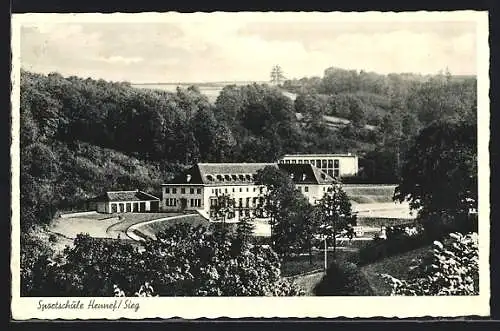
<box><xmin>313</xmin><ymin>261</ymin><xmax>374</xmax><ymax>296</ymax></box>
<box><xmin>381</xmin><ymin>232</ymin><xmax>479</xmax><ymax>295</ymax></box>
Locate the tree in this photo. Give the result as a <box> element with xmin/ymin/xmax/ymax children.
<box><xmin>233</xmin><ymin>216</ymin><xmax>256</xmax><ymax>253</ymax></box>
<box><xmin>210</xmin><ymin>193</ymin><xmax>235</xmax><ymax>235</ymax></box>
<box><xmin>254</xmin><ymin>166</ymin><xmax>310</xmax><ymax>259</ymax></box>
<box><xmin>316</xmin><ymin>183</ymin><xmax>357</xmax><ymax>256</ymax></box>
<box><xmin>381</xmin><ymin>232</ymin><xmax>479</xmax><ymax>295</ymax></box>
<box><xmin>26</xmin><ymin>225</ymin><xmax>305</xmax><ymax>297</ymax></box>
<box><xmin>270</xmin><ymin>65</ymin><xmax>286</xmax><ymax>86</ymax></box>
<box><xmin>394</xmin><ymin>120</ymin><xmax>477</xmax><ymax>221</ymax></box>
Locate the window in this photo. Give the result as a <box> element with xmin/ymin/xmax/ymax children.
<box><xmin>334</xmin><ymin>169</ymin><xmax>340</xmax><ymax>178</ymax></box>
<box><xmin>279</xmin><ymin>160</ymin><xmax>284</xmax><ymax>164</ymax></box>
<box><xmin>298</xmin><ymin>186</ymin><xmax>302</xmax><ymax>191</ymax></box>
<box><xmin>285</xmin><ymin>160</ymin><xmax>290</xmax><ymax>164</ymax></box>
<box><xmin>322</xmin><ymin>160</ymin><xmax>327</xmax><ymax>168</ymax></box>
<box><xmin>298</xmin><ymin>160</ymin><xmax>303</xmax><ymax>164</ymax></box>
<box><xmin>225</xmin><ymin>188</ymin><xmax>228</xmax><ymax>193</ymax></box>
<box><xmin>239</xmin><ymin>198</ymin><xmax>243</xmax><ymax>207</ymax></box>
<box><xmin>334</xmin><ymin>159</ymin><xmax>339</xmax><ymax>168</ymax></box>
<box><xmin>181</xmin><ymin>188</ymin><xmax>186</xmax><ymax>194</ymax></box>
<box><xmin>253</xmin><ymin>187</ymin><xmax>256</xmax><ymax>192</ymax></box>
<box><xmin>246</xmin><ymin>188</ymin><xmax>249</xmax><ymax>192</ymax></box>
<box><xmin>172</xmin><ymin>188</ymin><xmax>177</xmax><ymax>194</ymax></box>
<box><xmin>316</xmin><ymin>160</ymin><xmax>321</xmax><ymax>168</ymax></box>
<box><xmin>240</xmin><ymin>188</ymin><xmax>242</xmax><ymax>192</ymax></box>
<box><xmin>197</xmin><ymin>188</ymin><xmax>202</xmax><ymax>194</ymax></box>
<box><xmin>304</xmin><ymin>186</ymin><xmax>309</xmax><ymax>193</ymax></box>
<box><xmin>190</xmin><ymin>188</ymin><xmax>194</xmax><ymax>194</ymax></box>
<box><xmin>246</xmin><ymin>197</ymin><xmax>250</xmax><ymax>207</ymax></box>
<box><xmin>165</xmin><ymin>187</ymin><xmax>170</xmax><ymax>194</ymax></box>
<box><xmin>165</xmin><ymin>198</ymin><xmax>177</xmax><ymax>207</ymax></box>
<box><xmin>291</xmin><ymin>160</ymin><xmax>296</xmax><ymax>164</ymax></box>
<box><xmin>233</xmin><ymin>188</ymin><xmax>235</xmax><ymax>192</ymax></box>
<box><xmin>328</xmin><ymin>160</ymin><xmax>333</xmax><ymax>168</ymax></box>
<box><xmin>328</xmin><ymin>170</ymin><xmax>334</xmax><ymax>177</ymax></box>
<box><xmin>210</xmin><ymin>198</ymin><xmax>218</xmax><ymax>207</ymax></box>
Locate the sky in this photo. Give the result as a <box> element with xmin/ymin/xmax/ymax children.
<box><xmin>18</xmin><ymin>13</ymin><xmax>478</xmax><ymax>83</ymax></box>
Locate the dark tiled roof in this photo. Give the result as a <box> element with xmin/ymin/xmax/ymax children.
<box><xmin>164</xmin><ymin>162</ymin><xmax>336</xmax><ymax>186</ymax></box>
<box><xmin>92</xmin><ymin>190</ymin><xmax>159</xmax><ymax>202</ymax></box>
<box><xmin>277</xmin><ymin>163</ymin><xmax>337</xmax><ymax>185</ymax></box>
<box><xmin>166</xmin><ymin>163</ymin><xmax>277</xmax><ymax>185</ymax></box>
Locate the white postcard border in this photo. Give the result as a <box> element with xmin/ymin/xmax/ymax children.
<box><xmin>10</xmin><ymin>10</ymin><xmax>491</xmax><ymax>319</ymax></box>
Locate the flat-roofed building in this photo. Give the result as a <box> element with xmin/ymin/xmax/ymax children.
<box><xmin>278</xmin><ymin>153</ymin><xmax>358</xmax><ymax>178</ymax></box>
<box><xmin>161</xmin><ymin>162</ymin><xmax>336</xmax><ymax>221</ymax></box>
<box><xmin>89</xmin><ymin>190</ymin><xmax>160</xmax><ymax>214</ymax></box>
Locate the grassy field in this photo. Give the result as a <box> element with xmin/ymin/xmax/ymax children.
<box><xmin>360</xmin><ymin>245</ymin><xmax>431</xmax><ymax>295</ymax></box>
<box><xmin>289</xmin><ymin>271</ymin><xmax>325</xmax><ymax>296</ymax></box>
<box><xmin>134</xmin><ymin>214</ymin><xmax>210</xmax><ymax>239</ymax></box>
<box><xmin>280</xmin><ymin>248</ymin><xmax>359</xmax><ymax>277</ymax></box>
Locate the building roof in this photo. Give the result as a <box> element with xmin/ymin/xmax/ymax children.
<box><xmin>281</xmin><ymin>153</ymin><xmax>357</xmax><ymax>158</ymax></box>
<box><xmin>277</xmin><ymin>163</ymin><xmax>337</xmax><ymax>185</ymax></box>
<box><xmin>166</xmin><ymin>163</ymin><xmax>277</xmax><ymax>185</ymax></box>
<box><xmin>91</xmin><ymin>190</ymin><xmax>159</xmax><ymax>202</ymax></box>
<box><xmin>164</xmin><ymin>162</ymin><xmax>336</xmax><ymax>186</ymax></box>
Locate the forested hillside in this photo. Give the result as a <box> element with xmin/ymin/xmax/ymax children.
<box><xmin>19</xmin><ymin>69</ymin><xmax>476</xmax><ymax>229</ymax></box>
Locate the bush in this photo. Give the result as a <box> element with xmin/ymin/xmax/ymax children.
<box><xmin>381</xmin><ymin>232</ymin><xmax>479</xmax><ymax>295</ymax></box>
<box><xmin>27</xmin><ymin>224</ymin><xmax>305</xmax><ymax>297</ymax></box>
<box><xmin>357</xmin><ymin>213</ymin><xmax>478</xmax><ymax>266</ymax></box>
<box><xmin>313</xmin><ymin>260</ymin><xmax>374</xmax><ymax>296</ymax></box>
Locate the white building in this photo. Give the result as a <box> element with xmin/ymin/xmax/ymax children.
<box><xmin>89</xmin><ymin>190</ymin><xmax>160</xmax><ymax>214</ymax></box>
<box><xmin>161</xmin><ymin>163</ymin><xmax>336</xmax><ymax>221</ymax></box>
<box><xmin>278</xmin><ymin>153</ymin><xmax>359</xmax><ymax>178</ymax></box>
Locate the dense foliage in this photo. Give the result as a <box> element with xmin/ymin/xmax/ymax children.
<box><xmin>394</xmin><ymin>120</ymin><xmax>477</xmax><ymax>220</ymax></box>
<box><xmin>25</xmin><ymin>225</ymin><xmax>304</xmax><ymax>297</ymax></box>
<box><xmin>314</xmin><ymin>184</ymin><xmax>357</xmax><ymax>254</ymax></box>
<box><xmin>381</xmin><ymin>232</ymin><xmax>479</xmax><ymax>295</ymax></box>
<box><xmin>254</xmin><ymin>166</ymin><xmax>311</xmax><ymax>259</ymax></box>
<box><xmin>313</xmin><ymin>260</ymin><xmax>374</xmax><ymax>296</ymax></box>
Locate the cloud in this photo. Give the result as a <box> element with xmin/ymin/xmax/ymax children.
<box><xmin>100</xmin><ymin>56</ymin><xmax>144</xmax><ymax>64</ymax></box>
<box><xmin>19</xmin><ymin>17</ymin><xmax>478</xmax><ymax>83</ymax></box>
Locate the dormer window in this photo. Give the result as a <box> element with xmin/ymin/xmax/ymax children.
<box><xmin>216</xmin><ymin>174</ymin><xmax>223</xmax><ymax>181</ymax></box>
<box><xmin>206</xmin><ymin>175</ymin><xmax>214</xmax><ymax>181</ymax></box>
<box><xmin>186</xmin><ymin>174</ymin><xmax>192</xmax><ymax>183</ymax></box>
<box><xmin>225</xmin><ymin>174</ymin><xmax>231</xmax><ymax>181</ymax></box>
<box><xmin>239</xmin><ymin>174</ymin><xmax>245</xmax><ymax>181</ymax></box>
<box><xmin>245</xmin><ymin>174</ymin><xmax>252</xmax><ymax>181</ymax></box>
<box><xmin>290</xmin><ymin>173</ymin><xmax>295</xmax><ymax>179</ymax></box>
<box><xmin>231</xmin><ymin>174</ymin><xmax>238</xmax><ymax>181</ymax></box>
<box><xmin>302</xmin><ymin>173</ymin><xmax>307</xmax><ymax>181</ymax></box>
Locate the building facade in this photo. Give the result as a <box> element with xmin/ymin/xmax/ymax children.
<box><xmin>278</xmin><ymin>154</ymin><xmax>359</xmax><ymax>178</ymax></box>
<box><xmin>89</xmin><ymin>190</ymin><xmax>160</xmax><ymax>214</ymax></box>
<box><xmin>161</xmin><ymin>163</ymin><xmax>336</xmax><ymax>221</ymax></box>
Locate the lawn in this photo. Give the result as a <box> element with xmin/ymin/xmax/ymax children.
<box><xmin>280</xmin><ymin>248</ymin><xmax>359</xmax><ymax>277</ymax></box>
<box><xmin>105</xmin><ymin>212</ymin><xmax>185</xmax><ymax>238</ymax></box>
<box><xmin>360</xmin><ymin>245</ymin><xmax>431</xmax><ymax>295</ymax></box>
<box><xmin>289</xmin><ymin>271</ymin><xmax>325</xmax><ymax>296</ymax></box>
<box><xmin>133</xmin><ymin>214</ymin><xmax>210</xmax><ymax>239</ymax></box>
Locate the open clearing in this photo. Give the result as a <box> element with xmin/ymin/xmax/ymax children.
<box><xmin>50</xmin><ymin>212</ymin><xmax>185</xmax><ymax>239</ymax></box>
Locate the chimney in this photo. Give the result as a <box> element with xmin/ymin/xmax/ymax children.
<box><xmin>186</xmin><ymin>174</ymin><xmax>192</xmax><ymax>183</ymax></box>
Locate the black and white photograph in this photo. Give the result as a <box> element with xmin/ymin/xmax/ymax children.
<box><xmin>10</xmin><ymin>11</ymin><xmax>490</xmax><ymax>319</ymax></box>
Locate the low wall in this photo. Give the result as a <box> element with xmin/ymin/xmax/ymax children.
<box><xmin>59</xmin><ymin>211</ymin><xmax>98</xmax><ymax>218</ymax></box>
